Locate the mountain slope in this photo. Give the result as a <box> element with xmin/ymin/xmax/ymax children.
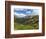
<box><xmin>14</xmin><ymin>15</ymin><xmax>39</xmax><ymax>30</ymax></box>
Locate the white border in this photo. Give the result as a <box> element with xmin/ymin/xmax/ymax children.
<box><xmin>11</xmin><ymin>5</ymin><xmax>42</xmax><ymax>34</ymax></box>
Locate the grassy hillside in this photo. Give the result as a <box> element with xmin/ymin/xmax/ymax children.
<box><xmin>14</xmin><ymin>15</ymin><xmax>39</xmax><ymax>30</ymax></box>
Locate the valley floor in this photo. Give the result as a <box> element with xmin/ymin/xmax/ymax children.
<box><xmin>14</xmin><ymin>23</ymin><xmax>39</xmax><ymax>30</ymax></box>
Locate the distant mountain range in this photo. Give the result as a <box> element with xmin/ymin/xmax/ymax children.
<box><xmin>14</xmin><ymin>13</ymin><xmax>39</xmax><ymax>18</ymax></box>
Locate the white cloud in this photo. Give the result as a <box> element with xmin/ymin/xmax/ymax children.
<box><xmin>14</xmin><ymin>13</ymin><xmax>26</xmax><ymax>18</ymax></box>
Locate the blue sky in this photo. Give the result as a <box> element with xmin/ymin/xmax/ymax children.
<box><xmin>14</xmin><ymin>8</ymin><xmax>33</xmax><ymax>14</ymax></box>
<box><xmin>14</xmin><ymin>8</ymin><xmax>39</xmax><ymax>17</ymax></box>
